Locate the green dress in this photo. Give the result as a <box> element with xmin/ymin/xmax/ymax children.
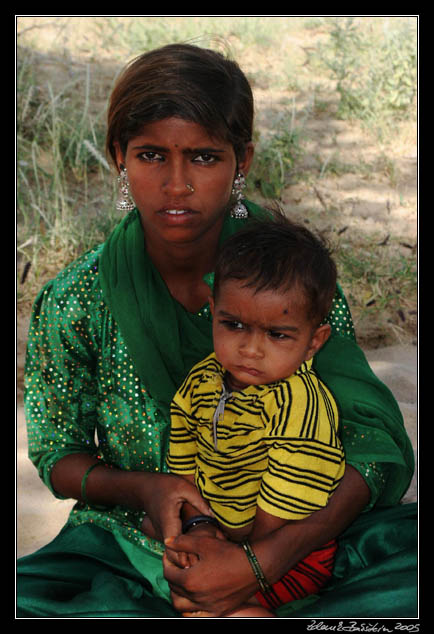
<box><xmin>17</xmin><ymin>203</ymin><xmax>416</xmax><ymax>618</ymax></box>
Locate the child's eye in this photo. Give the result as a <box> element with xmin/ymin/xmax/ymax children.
<box><xmin>268</xmin><ymin>330</ymin><xmax>289</xmax><ymax>340</ymax></box>
<box><xmin>221</xmin><ymin>320</ymin><xmax>244</xmax><ymax>331</ymax></box>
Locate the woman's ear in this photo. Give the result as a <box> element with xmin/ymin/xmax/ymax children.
<box><xmin>237</xmin><ymin>142</ymin><xmax>255</xmax><ymax>177</ymax></box>
<box><xmin>209</xmin><ymin>296</ymin><xmax>215</xmax><ymax>316</ymax></box>
<box><xmin>304</xmin><ymin>324</ymin><xmax>331</xmax><ymax>361</ymax></box>
<box><xmin>113</xmin><ymin>141</ymin><xmax>125</xmax><ymax>173</ymax></box>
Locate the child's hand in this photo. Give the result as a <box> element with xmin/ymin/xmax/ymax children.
<box><xmin>178</xmin><ymin>550</ymin><xmax>198</xmax><ymax>568</ymax></box>
<box><xmin>164</xmin><ymin>541</ymin><xmax>197</xmax><ymax>569</ymax></box>
<box><xmin>180</xmin><ymin>523</ymin><xmax>225</xmax><ymax>566</ymax></box>
<box><xmin>165</xmin><ymin>523</ymin><xmax>226</xmax><ymax>569</ymax></box>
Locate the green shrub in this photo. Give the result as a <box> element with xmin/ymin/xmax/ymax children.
<box><xmin>313</xmin><ymin>17</ymin><xmax>417</xmax><ymax>124</ymax></box>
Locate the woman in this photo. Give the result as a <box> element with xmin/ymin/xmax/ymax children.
<box><xmin>17</xmin><ymin>43</ymin><xmax>416</xmax><ymax>618</ymax></box>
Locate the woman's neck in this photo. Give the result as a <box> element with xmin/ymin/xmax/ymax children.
<box><xmin>148</xmin><ymin>236</ymin><xmax>217</xmax><ymax>275</ymax></box>
<box><xmin>146</xmin><ymin>238</ymin><xmax>218</xmax><ymax>314</ymax></box>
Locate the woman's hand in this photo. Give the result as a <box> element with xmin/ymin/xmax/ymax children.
<box><xmin>138</xmin><ymin>473</ymin><xmax>214</xmax><ymax>542</ymax></box>
<box><xmin>163</xmin><ymin>533</ymin><xmax>258</xmax><ymax>616</ymax></box>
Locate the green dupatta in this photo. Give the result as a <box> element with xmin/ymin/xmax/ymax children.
<box><xmin>99</xmin><ymin>203</ymin><xmax>266</xmax><ymax>423</ymax></box>
<box><xmin>99</xmin><ymin>202</ymin><xmax>414</xmax><ymax>506</ymax></box>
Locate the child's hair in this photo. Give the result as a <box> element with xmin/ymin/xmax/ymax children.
<box><xmin>214</xmin><ymin>212</ymin><xmax>337</xmax><ymax>325</ymax></box>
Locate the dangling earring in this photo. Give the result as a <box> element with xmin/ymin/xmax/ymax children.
<box><xmin>116</xmin><ymin>166</ymin><xmax>135</xmax><ymax>212</ymax></box>
<box><xmin>230</xmin><ymin>172</ymin><xmax>248</xmax><ymax>219</ymax></box>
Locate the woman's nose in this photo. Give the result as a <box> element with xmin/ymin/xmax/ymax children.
<box><xmin>163</xmin><ymin>161</ymin><xmax>192</xmax><ymax>197</ymax></box>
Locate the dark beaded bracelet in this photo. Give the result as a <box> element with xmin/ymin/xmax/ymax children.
<box><xmin>182</xmin><ymin>515</ymin><xmax>219</xmax><ymax>534</ymax></box>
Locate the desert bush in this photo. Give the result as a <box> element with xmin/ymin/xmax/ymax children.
<box><xmin>312</xmin><ymin>17</ymin><xmax>417</xmax><ymax>126</ymax></box>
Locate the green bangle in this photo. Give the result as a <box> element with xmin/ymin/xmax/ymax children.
<box><xmin>241</xmin><ymin>539</ymin><xmax>273</xmax><ymax>595</ymax></box>
<box><xmin>81</xmin><ymin>461</ymin><xmax>105</xmax><ymax>506</ymax></box>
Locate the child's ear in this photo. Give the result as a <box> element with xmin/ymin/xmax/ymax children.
<box><xmin>304</xmin><ymin>324</ymin><xmax>331</xmax><ymax>361</ymax></box>
<box><xmin>209</xmin><ymin>296</ymin><xmax>215</xmax><ymax>316</ymax></box>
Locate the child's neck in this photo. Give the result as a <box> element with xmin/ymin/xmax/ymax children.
<box><xmin>224</xmin><ymin>372</ymin><xmax>250</xmax><ymax>393</ymax></box>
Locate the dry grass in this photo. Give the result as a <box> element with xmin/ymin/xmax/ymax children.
<box><xmin>17</xmin><ymin>16</ymin><xmax>417</xmax><ymax>353</ymax></box>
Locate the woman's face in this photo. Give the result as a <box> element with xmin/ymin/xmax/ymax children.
<box><xmin>115</xmin><ymin>117</ymin><xmax>253</xmax><ymax>252</ymax></box>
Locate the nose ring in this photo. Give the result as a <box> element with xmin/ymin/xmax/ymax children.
<box><xmin>186</xmin><ymin>183</ymin><xmax>195</xmax><ymax>192</ymax></box>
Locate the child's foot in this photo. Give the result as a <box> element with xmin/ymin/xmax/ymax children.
<box><xmin>182</xmin><ymin>605</ymin><xmax>275</xmax><ymax>618</ymax></box>
<box><xmin>224</xmin><ymin>604</ymin><xmax>276</xmax><ymax>618</ymax></box>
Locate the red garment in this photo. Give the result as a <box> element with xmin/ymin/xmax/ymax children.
<box><xmin>255</xmin><ymin>540</ymin><xmax>337</xmax><ymax>610</ymax></box>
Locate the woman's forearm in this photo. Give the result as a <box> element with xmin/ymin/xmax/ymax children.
<box><xmin>50</xmin><ymin>453</ymin><xmax>159</xmax><ymax>510</ymax></box>
<box><xmin>50</xmin><ymin>453</ymin><xmax>213</xmax><ymax>541</ymax></box>
<box><xmin>252</xmin><ymin>465</ymin><xmax>371</xmax><ymax>583</ymax></box>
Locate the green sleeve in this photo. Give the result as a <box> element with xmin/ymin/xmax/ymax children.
<box><xmin>24</xmin><ymin>253</ymin><xmax>101</xmax><ymax>498</ymax></box>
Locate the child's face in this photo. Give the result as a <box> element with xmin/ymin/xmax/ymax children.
<box><xmin>210</xmin><ymin>279</ymin><xmax>331</xmax><ymax>391</ymax></box>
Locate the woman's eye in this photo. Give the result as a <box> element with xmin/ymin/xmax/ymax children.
<box><xmin>193</xmin><ymin>154</ymin><xmax>218</xmax><ymax>164</ymax></box>
<box><xmin>140</xmin><ymin>151</ymin><xmax>164</xmax><ymax>162</ymax></box>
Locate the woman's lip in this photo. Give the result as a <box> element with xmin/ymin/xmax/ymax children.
<box><xmin>156</xmin><ymin>208</ymin><xmax>198</xmax><ymax>224</ymax></box>
<box><xmin>159</xmin><ymin>207</ymin><xmax>197</xmax><ymax>215</ymax></box>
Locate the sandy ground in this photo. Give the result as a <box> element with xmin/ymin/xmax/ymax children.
<box><xmin>16</xmin><ymin>343</ymin><xmax>417</xmax><ymax>559</ymax></box>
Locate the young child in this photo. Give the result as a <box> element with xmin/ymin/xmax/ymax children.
<box><xmin>166</xmin><ymin>215</ymin><xmax>345</xmax><ymax>617</ymax></box>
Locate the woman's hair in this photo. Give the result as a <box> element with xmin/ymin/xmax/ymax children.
<box><xmin>106</xmin><ymin>43</ymin><xmax>254</xmax><ymax>167</ymax></box>
<box><xmin>213</xmin><ymin>213</ymin><xmax>337</xmax><ymax>325</ymax></box>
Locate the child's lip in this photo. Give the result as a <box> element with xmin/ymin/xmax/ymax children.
<box><xmin>235</xmin><ymin>365</ymin><xmax>262</xmax><ymax>377</ymax></box>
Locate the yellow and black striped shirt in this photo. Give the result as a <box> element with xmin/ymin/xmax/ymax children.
<box><xmin>167</xmin><ymin>353</ymin><xmax>345</xmax><ymax>529</ymax></box>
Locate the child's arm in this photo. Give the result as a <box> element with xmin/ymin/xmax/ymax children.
<box><xmin>215</xmin><ymin>506</ymin><xmax>293</xmax><ymax>544</ymax></box>
<box><xmin>248</xmin><ymin>506</ymin><xmax>295</xmax><ymax>541</ymax></box>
